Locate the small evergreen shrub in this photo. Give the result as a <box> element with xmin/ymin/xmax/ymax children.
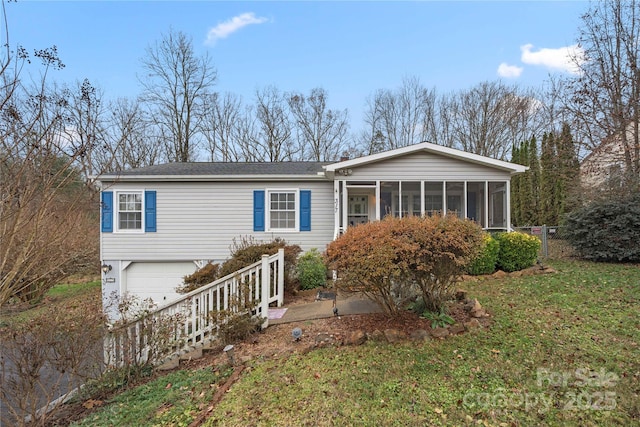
<box><xmin>495</xmin><ymin>231</ymin><xmax>540</xmax><ymax>272</ymax></box>
<box><xmin>467</xmin><ymin>233</ymin><xmax>499</xmax><ymax>275</ymax></box>
<box><xmin>564</xmin><ymin>193</ymin><xmax>640</xmax><ymax>262</ymax></box>
<box><xmin>296</xmin><ymin>249</ymin><xmax>327</xmax><ymax>290</ymax></box>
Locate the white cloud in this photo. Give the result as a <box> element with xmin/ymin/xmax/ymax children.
<box><xmin>205</xmin><ymin>12</ymin><xmax>268</xmax><ymax>46</ymax></box>
<box><xmin>520</xmin><ymin>43</ymin><xmax>585</xmax><ymax>74</ymax></box>
<box><xmin>497</xmin><ymin>62</ymin><xmax>523</xmax><ymax>78</ymax></box>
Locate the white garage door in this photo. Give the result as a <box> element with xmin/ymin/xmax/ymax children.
<box><xmin>125</xmin><ymin>262</ymin><xmax>197</xmax><ymax>306</ymax></box>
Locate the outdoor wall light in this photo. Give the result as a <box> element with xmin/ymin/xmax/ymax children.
<box><xmin>101</xmin><ymin>264</ymin><xmax>112</xmax><ymax>274</ymax></box>
<box><xmin>339</xmin><ymin>169</ymin><xmax>353</xmax><ymax>176</ymax></box>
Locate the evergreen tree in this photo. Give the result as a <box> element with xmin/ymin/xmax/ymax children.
<box><xmin>518</xmin><ymin>138</ymin><xmax>534</xmax><ymax>225</ymax></box>
<box><xmin>540</xmin><ymin>132</ymin><xmax>557</xmax><ymax>224</ymax></box>
<box><xmin>527</xmin><ymin>136</ymin><xmax>541</xmax><ymax>224</ymax></box>
<box><xmin>538</xmin><ymin>124</ymin><xmax>581</xmax><ymax>225</ymax></box>
<box><xmin>555</xmin><ymin>123</ymin><xmax>581</xmax><ymax>220</ymax></box>
<box><xmin>510</xmin><ymin>142</ymin><xmax>522</xmax><ymax>226</ymax></box>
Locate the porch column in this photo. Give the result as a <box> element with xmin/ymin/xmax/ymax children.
<box><xmin>341</xmin><ymin>180</ymin><xmax>348</xmax><ymax>232</ymax></box>
<box><xmin>420</xmin><ymin>181</ymin><xmax>425</xmax><ymax>217</ymax></box>
<box><xmin>333</xmin><ymin>180</ymin><xmax>340</xmax><ymax>239</ymax></box>
<box><xmin>463</xmin><ymin>181</ymin><xmax>467</xmax><ymax>219</ymax></box>
<box><xmin>375</xmin><ymin>180</ymin><xmax>381</xmax><ymax>220</ymax></box>
<box><xmin>484</xmin><ymin>181</ymin><xmax>489</xmax><ymax>229</ymax></box>
<box><xmin>442</xmin><ymin>181</ymin><xmax>447</xmax><ymax>214</ymax></box>
<box><xmin>505</xmin><ymin>180</ymin><xmax>512</xmax><ymax>230</ymax></box>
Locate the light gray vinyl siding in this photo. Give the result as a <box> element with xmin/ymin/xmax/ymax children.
<box><xmin>350</xmin><ymin>151</ymin><xmax>512</xmax><ymax>181</ymax></box>
<box><xmin>101</xmin><ymin>180</ymin><xmax>334</xmax><ymax>262</ymax></box>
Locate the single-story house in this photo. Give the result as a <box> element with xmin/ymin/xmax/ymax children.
<box><xmin>97</xmin><ymin>142</ymin><xmax>526</xmax><ymax>308</ymax></box>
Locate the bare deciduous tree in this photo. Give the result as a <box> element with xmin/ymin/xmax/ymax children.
<box><xmin>203</xmin><ymin>92</ymin><xmax>243</xmax><ymax>162</ymax></box>
<box><xmin>250</xmin><ymin>85</ymin><xmax>295</xmax><ymax>162</ymax></box>
<box><xmin>139</xmin><ymin>28</ymin><xmax>217</xmax><ymax>162</ymax></box>
<box><xmin>564</xmin><ymin>0</ymin><xmax>640</xmax><ymax>190</ymax></box>
<box><xmin>102</xmin><ymin>97</ymin><xmax>163</xmax><ymax>171</ymax></box>
<box><xmin>0</xmin><ymin>13</ymin><xmax>98</xmax><ymax>305</ymax></box>
<box><xmin>446</xmin><ymin>81</ymin><xmax>542</xmax><ymax>160</ymax></box>
<box><xmin>288</xmin><ymin>87</ymin><xmax>349</xmax><ymax>161</ymax></box>
<box><xmin>60</xmin><ymin>78</ymin><xmax>107</xmax><ymax>178</ymax></box>
<box><xmin>361</xmin><ymin>76</ymin><xmax>438</xmax><ymax>153</ymax></box>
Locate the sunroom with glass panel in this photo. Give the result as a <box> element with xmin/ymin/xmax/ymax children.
<box><xmin>335</xmin><ymin>179</ymin><xmax>510</xmax><ymax>235</ymax></box>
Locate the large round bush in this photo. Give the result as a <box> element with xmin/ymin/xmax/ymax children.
<box><xmin>564</xmin><ymin>194</ymin><xmax>640</xmax><ymax>262</ymax></box>
<box><xmin>467</xmin><ymin>233</ymin><xmax>499</xmax><ymax>275</ymax></box>
<box><xmin>495</xmin><ymin>231</ymin><xmax>540</xmax><ymax>272</ymax></box>
<box><xmin>325</xmin><ymin>215</ymin><xmax>484</xmax><ymax>314</ymax></box>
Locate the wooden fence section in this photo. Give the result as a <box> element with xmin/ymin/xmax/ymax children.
<box><xmin>104</xmin><ymin>249</ymin><xmax>285</xmax><ymax>368</ymax></box>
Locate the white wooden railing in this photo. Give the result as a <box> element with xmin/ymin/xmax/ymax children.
<box><xmin>104</xmin><ymin>249</ymin><xmax>285</xmax><ymax>368</ymax></box>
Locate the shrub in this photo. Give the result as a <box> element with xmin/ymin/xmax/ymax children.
<box><xmin>396</xmin><ymin>215</ymin><xmax>485</xmax><ymax>312</ymax></box>
<box><xmin>495</xmin><ymin>231</ymin><xmax>540</xmax><ymax>272</ymax></box>
<box><xmin>325</xmin><ymin>218</ymin><xmax>409</xmax><ymax>315</ymax></box>
<box><xmin>219</xmin><ymin>237</ymin><xmax>302</xmax><ymax>291</ymax></box>
<box><xmin>296</xmin><ymin>249</ymin><xmax>327</xmax><ymax>290</ymax></box>
<box><xmin>212</xmin><ymin>312</ymin><xmax>264</xmax><ymax>345</ymax></box>
<box><xmin>1</xmin><ymin>301</ymin><xmax>105</xmax><ymax>425</ymax></box>
<box><xmin>564</xmin><ymin>194</ymin><xmax>640</xmax><ymax>262</ymax></box>
<box><xmin>466</xmin><ymin>233</ymin><xmax>499</xmax><ymax>275</ymax></box>
<box><xmin>325</xmin><ymin>215</ymin><xmax>484</xmax><ymax>314</ymax></box>
<box><xmin>177</xmin><ymin>262</ymin><xmax>220</xmax><ymax>294</ymax></box>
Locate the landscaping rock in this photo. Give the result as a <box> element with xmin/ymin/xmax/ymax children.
<box><xmin>383</xmin><ymin>328</ymin><xmax>407</xmax><ymax>343</ymax></box>
<box><xmin>471</xmin><ymin>309</ymin><xmax>486</xmax><ymax>318</ymax></box>
<box><xmin>464</xmin><ymin>318</ymin><xmax>482</xmax><ymax>330</ymax></box>
<box><xmin>344</xmin><ymin>330</ymin><xmax>367</xmax><ymax>346</ymax></box>
<box><xmin>430</xmin><ymin>327</ymin><xmax>450</xmax><ymax>339</ymax></box>
<box><xmin>464</xmin><ymin>298</ymin><xmax>480</xmax><ymax>312</ymax></box>
<box><xmin>409</xmin><ymin>329</ymin><xmax>430</xmax><ymax>342</ymax></box>
<box><xmin>449</xmin><ymin>324</ymin><xmax>466</xmax><ymax>335</ymax></box>
<box><xmin>314</xmin><ymin>332</ymin><xmax>336</xmax><ymax>346</ymax></box>
<box><xmin>367</xmin><ymin>329</ymin><xmax>386</xmax><ymax>342</ymax></box>
<box><xmin>492</xmin><ymin>270</ymin><xmax>508</xmax><ymax>279</ymax></box>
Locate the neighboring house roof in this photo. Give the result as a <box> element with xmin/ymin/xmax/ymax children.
<box><xmin>324</xmin><ymin>141</ymin><xmax>527</xmax><ymax>176</ymax></box>
<box><xmin>98</xmin><ymin>162</ymin><xmax>330</xmax><ymax>183</ymax></box>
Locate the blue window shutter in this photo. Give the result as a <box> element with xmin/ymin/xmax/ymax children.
<box><xmin>101</xmin><ymin>191</ymin><xmax>113</xmax><ymax>233</ymax></box>
<box><xmin>254</xmin><ymin>190</ymin><xmax>265</xmax><ymax>231</ymax></box>
<box><xmin>300</xmin><ymin>190</ymin><xmax>311</xmax><ymax>231</ymax></box>
<box><xmin>145</xmin><ymin>190</ymin><xmax>157</xmax><ymax>232</ymax></box>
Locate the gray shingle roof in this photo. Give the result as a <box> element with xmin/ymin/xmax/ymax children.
<box><xmin>101</xmin><ymin>162</ymin><xmax>331</xmax><ymax>178</ymax></box>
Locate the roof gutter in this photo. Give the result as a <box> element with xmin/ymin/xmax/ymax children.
<box><xmin>95</xmin><ymin>173</ymin><xmax>331</xmax><ymax>184</ymax></box>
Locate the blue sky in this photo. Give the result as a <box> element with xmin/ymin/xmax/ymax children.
<box><xmin>9</xmin><ymin>1</ymin><xmax>588</xmax><ymax>129</ymax></box>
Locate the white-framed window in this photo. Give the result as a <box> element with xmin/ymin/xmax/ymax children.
<box><xmin>117</xmin><ymin>191</ymin><xmax>143</xmax><ymax>232</ymax></box>
<box><xmin>267</xmin><ymin>189</ymin><xmax>298</xmax><ymax>231</ymax></box>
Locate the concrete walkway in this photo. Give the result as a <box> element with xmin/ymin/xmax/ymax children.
<box><xmin>269</xmin><ymin>291</ymin><xmax>383</xmax><ymax>325</ymax></box>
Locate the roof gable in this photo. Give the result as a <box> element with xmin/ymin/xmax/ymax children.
<box><xmin>324</xmin><ymin>142</ymin><xmax>527</xmax><ymax>175</ymax></box>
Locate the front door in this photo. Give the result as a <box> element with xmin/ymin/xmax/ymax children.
<box><xmin>348</xmin><ymin>195</ymin><xmax>369</xmax><ymax>226</ymax></box>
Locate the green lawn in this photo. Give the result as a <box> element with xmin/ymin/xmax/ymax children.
<box><xmin>0</xmin><ymin>279</ymin><xmax>101</xmax><ymax>327</ymax></box>
<box><xmin>73</xmin><ymin>260</ymin><xmax>640</xmax><ymax>426</ymax></box>
<box><xmin>205</xmin><ymin>260</ymin><xmax>639</xmax><ymax>426</ymax></box>
<box><xmin>72</xmin><ymin>367</ymin><xmax>234</xmax><ymax>427</ymax></box>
